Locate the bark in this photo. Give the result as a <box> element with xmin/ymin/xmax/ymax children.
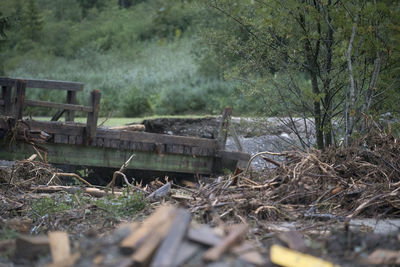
<box><xmin>321</xmin><ymin>1</ymin><xmax>334</xmax><ymax>147</ymax></box>
<box><xmin>345</xmin><ymin>16</ymin><xmax>358</xmax><ymax>146</ymax></box>
<box><xmin>302</xmin><ymin>26</ymin><xmax>323</xmax><ymax>149</ymax></box>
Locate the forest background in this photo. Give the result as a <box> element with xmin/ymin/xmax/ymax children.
<box><xmin>1</xmin><ymin>0</ymin><xmax>400</xmax><ymax>148</ymax></box>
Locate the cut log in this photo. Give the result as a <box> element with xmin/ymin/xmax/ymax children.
<box><xmin>110</xmin><ymin>124</ymin><xmax>145</xmax><ymax>132</ymax></box>
<box><xmin>150</xmin><ymin>208</ymin><xmax>191</xmax><ymax>267</ymax></box>
<box><xmin>203</xmin><ymin>224</ymin><xmax>249</xmax><ymax>262</ymax></box>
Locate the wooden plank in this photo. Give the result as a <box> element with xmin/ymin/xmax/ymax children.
<box><xmin>48</xmin><ymin>231</ymin><xmax>70</xmax><ymax>263</ymax></box>
<box><xmin>120</xmin><ymin>205</ymin><xmax>176</xmax><ymax>254</ymax></box>
<box><xmin>0</xmin><ymin>77</ymin><xmax>13</xmax><ymax>86</ymax></box>
<box><xmin>1</xmin><ymin>85</ymin><xmax>12</xmax><ymax>115</ymax></box>
<box><xmin>85</xmin><ymin>90</ymin><xmax>101</xmax><ymax>144</ymax></box>
<box><xmin>116</xmin><ymin>130</ymin><xmax>217</xmax><ymax>149</ymax></box>
<box><xmin>22</xmin><ymin>120</ymin><xmax>217</xmax><ymax>152</ymax></box>
<box><xmin>187</xmin><ymin>226</ymin><xmax>222</xmax><ymax>247</ymax></box>
<box><xmin>0</xmin><ymin>141</ymin><xmax>230</xmax><ymax>174</ymax></box>
<box><xmin>172</xmin><ymin>241</ymin><xmax>202</xmax><ymax>267</ymax></box>
<box><xmin>54</xmin><ymin>134</ymin><xmax>69</xmax><ymax>144</ymax></box>
<box><xmin>24</xmin><ymin>99</ymin><xmax>92</xmax><ymax>112</ymax></box>
<box><xmin>24</xmin><ymin>120</ymin><xmax>86</xmax><ymax>136</ymax></box>
<box><xmin>151</xmin><ymin>208</ymin><xmax>191</xmax><ymax>267</ymax></box>
<box><xmin>68</xmin><ymin>135</ymin><xmax>76</xmax><ymax>145</ymax></box>
<box><xmin>50</xmin><ymin>109</ymin><xmax>65</xmax><ymax>121</ymax></box>
<box><xmin>0</xmin><ymin>77</ymin><xmax>84</xmax><ymax>91</ymax></box>
<box><xmin>203</xmin><ymin>224</ymin><xmax>249</xmax><ymax>262</ymax></box>
<box><xmin>66</xmin><ymin>91</ymin><xmax>77</xmax><ymax>122</ymax></box>
<box><xmin>13</xmin><ymin>80</ymin><xmax>26</xmax><ymax>119</ymax></box>
<box><xmin>217</xmin><ymin>107</ymin><xmax>232</xmax><ymax>150</ymax></box>
<box><xmin>132</xmin><ymin>208</ymin><xmax>177</xmax><ymax>266</ymax></box>
<box><xmin>230</xmin><ymin>123</ymin><xmax>243</xmax><ymax>152</ymax></box>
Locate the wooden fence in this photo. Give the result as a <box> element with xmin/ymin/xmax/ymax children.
<box><xmin>0</xmin><ymin>77</ymin><xmax>101</xmax><ymax>144</ymax></box>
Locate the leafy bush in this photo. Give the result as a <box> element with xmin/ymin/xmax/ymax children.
<box><xmin>122</xmin><ymin>86</ymin><xmax>152</xmax><ymax>117</ymax></box>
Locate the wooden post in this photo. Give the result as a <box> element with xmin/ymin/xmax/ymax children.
<box><xmin>13</xmin><ymin>80</ymin><xmax>26</xmax><ymax>120</ymax></box>
<box><xmin>85</xmin><ymin>90</ymin><xmax>101</xmax><ymax>145</ymax></box>
<box><xmin>65</xmin><ymin>90</ymin><xmax>77</xmax><ymax>122</ymax></box>
<box><xmin>1</xmin><ymin>85</ymin><xmax>12</xmax><ymax>115</ymax></box>
<box><xmin>217</xmin><ymin>107</ymin><xmax>232</xmax><ymax>151</ymax></box>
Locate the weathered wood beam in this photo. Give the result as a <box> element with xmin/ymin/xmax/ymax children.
<box><xmin>66</xmin><ymin>90</ymin><xmax>77</xmax><ymax>121</ymax></box>
<box><xmin>24</xmin><ymin>120</ymin><xmax>217</xmax><ymax>149</ymax></box>
<box><xmin>0</xmin><ymin>77</ymin><xmax>83</xmax><ymax>91</ymax></box>
<box><xmin>13</xmin><ymin>80</ymin><xmax>26</xmax><ymax>120</ymax></box>
<box><xmin>85</xmin><ymin>90</ymin><xmax>101</xmax><ymax>145</ymax></box>
<box><xmin>217</xmin><ymin>107</ymin><xmax>232</xmax><ymax>150</ymax></box>
<box><xmin>0</xmin><ymin>142</ymin><xmax>215</xmax><ymax>174</ymax></box>
<box><xmin>1</xmin><ymin>85</ymin><xmax>12</xmax><ymax>115</ymax></box>
<box><xmin>24</xmin><ymin>100</ymin><xmax>92</xmax><ymax>112</ymax></box>
<box><xmin>51</xmin><ymin>110</ymin><xmax>66</xmax><ymax>121</ymax></box>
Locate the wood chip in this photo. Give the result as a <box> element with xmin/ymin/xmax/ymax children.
<box><xmin>365</xmin><ymin>249</ymin><xmax>400</xmax><ymax>265</ymax></box>
<box><xmin>278</xmin><ymin>230</ymin><xmax>307</xmax><ymax>252</ymax></box>
<box><xmin>48</xmin><ymin>231</ymin><xmax>70</xmax><ymax>263</ymax></box>
<box><xmin>203</xmin><ymin>224</ymin><xmax>249</xmax><ymax>262</ymax></box>
<box><xmin>187</xmin><ymin>226</ymin><xmax>222</xmax><ymax>247</ymax></box>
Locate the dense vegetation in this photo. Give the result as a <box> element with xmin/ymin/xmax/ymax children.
<box><xmin>0</xmin><ymin>0</ymin><xmax>256</xmax><ymax>117</ymax></box>
<box><xmin>1</xmin><ymin>0</ymin><xmax>400</xmax><ymax>148</ymax></box>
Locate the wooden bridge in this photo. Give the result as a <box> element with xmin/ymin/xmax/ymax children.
<box><xmin>0</xmin><ymin>77</ymin><xmax>249</xmax><ymax>175</ymax></box>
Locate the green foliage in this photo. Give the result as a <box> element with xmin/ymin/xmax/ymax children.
<box><xmin>22</xmin><ymin>0</ymin><xmax>43</xmax><ymax>42</ymax></box>
<box><xmin>122</xmin><ymin>86</ymin><xmax>153</xmax><ymax>117</ymax></box>
<box><xmin>30</xmin><ymin>196</ymin><xmax>71</xmax><ymax>219</ymax></box>
<box><xmin>2</xmin><ymin>0</ymin><xmax>399</xmax><ymax>124</ymax></box>
<box><xmin>94</xmin><ymin>190</ymin><xmax>147</xmax><ymax>219</ymax></box>
<box><xmin>0</xmin><ymin>226</ymin><xmax>19</xmax><ymax>241</ymax></box>
<box><xmin>76</xmin><ymin>0</ymin><xmax>107</xmax><ymax>18</ymax></box>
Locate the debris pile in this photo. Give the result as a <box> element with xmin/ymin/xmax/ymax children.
<box><xmin>6</xmin><ymin>205</ymin><xmax>400</xmax><ymax>267</ymax></box>
<box><xmin>0</xmin><ymin>155</ymin><xmax>60</xmax><ymax>187</ymax></box>
<box><xmin>9</xmin><ymin>205</ymin><xmax>266</xmax><ymax>267</ymax></box>
<box><xmin>175</xmin><ymin>128</ymin><xmax>400</xmax><ymax>221</ymax></box>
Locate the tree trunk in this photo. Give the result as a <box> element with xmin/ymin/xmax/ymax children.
<box><xmin>345</xmin><ymin>21</ymin><xmax>357</xmax><ymax>146</ymax></box>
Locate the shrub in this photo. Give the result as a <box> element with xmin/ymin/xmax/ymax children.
<box><xmin>122</xmin><ymin>86</ymin><xmax>152</xmax><ymax>117</ymax></box>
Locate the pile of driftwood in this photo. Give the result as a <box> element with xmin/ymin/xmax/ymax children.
<box><xmin>11</xmin><ymin>205</ymin><xmax>265</xmax><ymax>267</ymax></box>
<box><xmin>170</xmin><ymin>127</ymin><xmax>400</xmax><ymax>221</ymax></box>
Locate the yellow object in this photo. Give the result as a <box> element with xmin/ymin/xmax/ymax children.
<box><xmin>270</xmin><ymin>245</ymin><xmax>340</xmax><ymax>267</ymax></box>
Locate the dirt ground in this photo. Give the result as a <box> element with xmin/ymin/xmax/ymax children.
<box><xmin>0</xmin><ymin>118</ymin><xmax>400</xmax><ymax>266</ymax></box>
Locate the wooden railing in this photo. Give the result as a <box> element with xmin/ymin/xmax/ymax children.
<box><xmin>0</xmin><ymin>77</ymin><xmax>101</xmax><ymax>144</ymax></box>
